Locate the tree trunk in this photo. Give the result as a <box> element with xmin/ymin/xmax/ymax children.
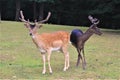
<box><xmin>38</xmin><ymin>3</ymin><xmax>44</xmax><ymax>21</ymax></box>
<box><xmin>57</xmin><ymin>12</ymin><xmax>61</xmax><ymax>24</ymax></box>
<box><xmin>33</xmin><ymin>1</ymin><xmax>37</xmax><ymax>20</ymax></box>
<box><xmin>15</xmin><ymin>0</ymin><xmax>20</xmax><ymax>21</ymax></box>
<box><xmin>0</xmin><ymin>1</ymin><xmax>1</xmax><ymax>22</ymax></box>
<box><xmin>0</xmin><ymin>7</ymin><xmax>1</xmax><ymax>22</ymax></box>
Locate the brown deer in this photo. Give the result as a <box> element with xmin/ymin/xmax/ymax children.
<box><xmin>70</xmin><ymin>15</ymin><xmax>102</xmax><ymax>69</ymax></box>
<box><xmin>19</xmin><ymin>11</ymin><xmax>70</xmax><ymax>74</ymax></box>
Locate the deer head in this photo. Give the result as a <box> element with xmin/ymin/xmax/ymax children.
<box><xmin>19</xmin><ymin>10</ymin><xmax>51</xmax><ymax>35</ymax></box>
<box><xmin>88</xmin><ymin>15</ymin><xmax>102</xmax><ymax>35</ymax></box>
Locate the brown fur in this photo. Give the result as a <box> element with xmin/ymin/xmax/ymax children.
<box><xmin>31</xmin><ymin>31</ymin><xmax>70</xmax><ymax>74</ymax></box>
<box><xmin>20</xmin><ymin>10</ymin><xmax>70</xmax><ymax>74</ymax></box>
<box><xmin>32</xmin><ymin>31</ymin><xmax>70</xmax><ymax>52</ymax></box>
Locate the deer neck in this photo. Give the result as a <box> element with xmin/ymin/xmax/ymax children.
<box><xmin>31</xmin><ymin>32</ymin><xmax>43</xmax><ymax>48</ymax></box>
<box><xmin>83</xmin><ymin>29</ymin><xmax>93</xmax><ymax>42</ymax></box>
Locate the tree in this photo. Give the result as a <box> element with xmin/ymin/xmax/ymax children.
<box><xmin>33</xmin><ymin>1</ymin><xmax>37</xmax><ymax>20</ymax></box>
<box><xmin>89</xmin><ymin>0</ymin><xmax>120</xmax><ymax>29</ymax></box>
<box><xmin>0</xmin><ymin>0</ymin><xmax>120</xmax><ymax>29</ymax></box>
<box><xmin>38</xmin><ymin>2</ymin><xmax>44</xmax><ymax>21</ymax></box>
<box><xmin>0</xmin><ymin>0</ymin><xmax>1</xmax><ymax>22</ymax></box>
<box><xmin>15</xmin><ymin>0</ymin><xmax>21</xmax><ymax>21</ymax></box>
<box><xmin>29</xmin><ymin>0</ymin><xmax>55</xmax><ymax>21</ymax></box>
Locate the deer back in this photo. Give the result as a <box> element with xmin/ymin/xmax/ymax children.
<box><xmin>32</xmin><ymin>31</ymin><xmax>70</xmax><ymax>50</ymax></box>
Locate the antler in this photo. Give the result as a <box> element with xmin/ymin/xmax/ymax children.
<box><xmin>94</xmin><ymin>20</ymin><xmax>99</xmax><ymax>25</ymax></box>
<box><xmin>38</xmin><ymin>12</ymin><xmax>51</xmax><ymax>23</ymax></box>
<box><xmin>88</xmin><ymin>15</ymin><xmax>99</xmax><ymax>24</ymax></box>
<box><xmin>19</xmin><ymin>10</ymin><xmax>28</xmax><ymax>23</ymax></box>
<box><xmin>19</xmin><ymin>10</ymin><xmax>51</xmax><ymax>24</ymax></box>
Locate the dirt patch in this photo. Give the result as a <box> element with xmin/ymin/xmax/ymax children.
<box><xmin>0</xmin><ymin>54</ymin><xmax>15</xmax><ymax>61</ymax></box>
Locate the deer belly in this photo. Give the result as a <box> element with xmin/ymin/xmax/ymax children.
<box><xmin>51</xmin><ymin>40</ymin><xmax>62</xmax><ymax>51</ymax></box>
<box><xmin>51</xmin><ymin>47</ymin><xmax>61</xmax><ymax>51</ymax></box>
<box><xmin>39</xmin><ymin>48</ymin><xmax>46</xmax><ymax>53</ymax></box>
<box><xmin>39</xmin><ymin>47</ymin><xmax>61</xmax><ymax>53</ymax></box>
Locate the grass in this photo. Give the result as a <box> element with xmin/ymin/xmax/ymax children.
<box><xmin>0</xmin><ymin>21</ymin><xmax>120</xmax><ymax>79</ymax></box>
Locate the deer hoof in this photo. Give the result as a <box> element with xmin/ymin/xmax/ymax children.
<box><xmin>83</xmin><ymin>66</ymin><xmax>86</xmax><ymax>70</ymax></box>
<box><xmin>66</xmin><ymin>66</ymin><xmax>69</xmax><ymax>70</ymax></box>
<box><xmin>50</xmin><ymin>72</ymin><xmax>53</xmax><ymax>75</ymax></box>
<box><xmin>49</xmin><ymin>71</ymin><xmax>53</xmax><ymax>74</ymax></box>
<box><xmin>63</xmin><ymin>67</ymin><xmax>67</xmax><ymax>71</ymax></box>
<box><xmin>42</xmin><ymin>71</ymin><xmax>46</xmax><ymax>74</ymax></box>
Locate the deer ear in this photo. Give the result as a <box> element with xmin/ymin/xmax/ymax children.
<box><xmin>24</xmin><ymin>23</ymin><xmax>28</xmax><ymax>28</ymax></box>
<box><xmin>35</xmin><ymin>23</ymin><xmax>42</xmax><ymax>28</ymax></box>
<box><xmin>39</xmin><ymin>24</ymin><xmax>43</xmax><ymax>28</ymax></box>
<box><xmin>88</xmin><ymin>15</ymin><xmax>93</xmax><ymax>21</ymax></box>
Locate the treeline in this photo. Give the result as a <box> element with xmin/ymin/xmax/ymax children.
<box><xmin>0</xmin><ymin>0</ymin><xmax>120</xmax><ymax>29</ymax></box>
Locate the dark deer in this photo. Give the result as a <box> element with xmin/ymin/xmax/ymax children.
<box><xmin>70</xmin><ymin>15</ymin><xmax>102</xmax><ymax>69</ymax></box>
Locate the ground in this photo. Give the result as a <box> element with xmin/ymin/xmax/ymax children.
<box><xmin>0</xmin><ymin>21</ymin><xmax>120</xmax><ymax>79</ymax></box>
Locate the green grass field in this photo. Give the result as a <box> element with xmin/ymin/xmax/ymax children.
<box><xmin>0</xmin><ymin>21</ymin><xmax>120</xmax><ymax>79</ymax></box>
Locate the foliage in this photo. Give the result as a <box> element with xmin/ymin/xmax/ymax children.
<box><xmin>0</xmin><ymin>0</ymin><xmax>120</xmax><ymax>29</ymax></box>
<box><xmin>29</xmin><ymin>0</ymin><xmax>54</xmax><ymax>3</ymax></box>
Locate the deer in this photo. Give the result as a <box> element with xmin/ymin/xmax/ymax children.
<box><xmin>19</xmin><ymin>10</ymin><xmax>70</xmax><ymax>74</ymax></box>
<box><xmin>70</xmin><ymin>15</ymin><xmax>102</xmax><ymax>69</ymax></box>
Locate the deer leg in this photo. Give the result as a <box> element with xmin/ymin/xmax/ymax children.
<box><xmin>76</xmin><ymin>48</ymin><xmax>82</xmax><ymax>67</ymax></box>
<box><xmin>66</xmin><ymin>52</ymin><xmax>70</xmax><ymax>70</ymax></box>
<box><xmin>42</xmin><ymin>54</ymin><xmax>46</xmax><ymax>74</ymax></box>
<box><xmin>82</xmin><ymin>47</ymin><xmax>86</xmax><ymax>69</ymax></box>
<box><xmin>47</xmin><ymin>50</ymin><xmax>52</xmax><ymax>74</ymax></box>
<box><xmin>61</xmin><ymin>47</ymin><xmax>68</xmax><ymax>71</ymax></box>
<box><xmin>76</xmin><ymin>48</ymin><xmax>84</xmax><ymax>68</ymax></box>
<box><xmin>63</xmin><ymin>54</ymin><xmax>67</xmax><ymax>71</ymax></box>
